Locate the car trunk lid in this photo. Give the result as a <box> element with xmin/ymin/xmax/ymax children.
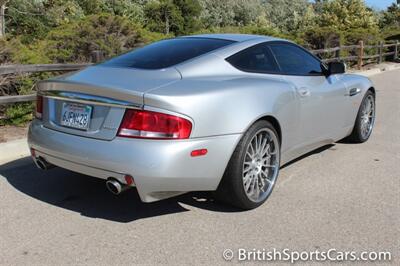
<box><xmin>37</xmin><ymin>65</ymin><xmax>181</xmax><ymax>140</ymax></box>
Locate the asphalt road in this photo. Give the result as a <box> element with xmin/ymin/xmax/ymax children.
<box><xmin>1</xmin><ymin>70</ymin><xmax>399</xmax><ymax>265</ymax></box>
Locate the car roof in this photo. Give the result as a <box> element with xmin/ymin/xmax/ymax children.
<box><xmin>183</xmin><ymin>33</ymin><xmax>280</xmax><ymax>43</ymax></box>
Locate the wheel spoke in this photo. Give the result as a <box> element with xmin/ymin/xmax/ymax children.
<box><xmin>243</xmin><ymin>173</ymin><xmax>252</xmax><ymax>187</ymax></box>
<box><xmin>243</xmin><ymin>165</ymin><xmax>251</xmax><ymax>174</ymax></box>
<box><xmin>246</xmin><ymin>151</ymin><xmax>253</xmax><ymax>160</ymax></box>
<box><xmin>258</xmin><ymin>174</ymin><xmax>266</xmax><ymax>191</ymax></box>
<box><xmin>260</xmin><ymin>170</ymin><xmax>272</xmax><ymax>182</ymax></box>
<box><xmin>260</xmin><ymin>136</ymin><xmax>268</xmax><ymax>154</ymax></box>
<box><xmin>256</xmin><ymin>133</ymin><xmax>262</xmax><ymax>153</ymax></box>
<box><xmin>253</xmin><ymin>177</ymin><xmax>259</xmax><ymax>198</ymax></box>
<box><xmin>254</xmin><ymin>137</ymin><xmax>259</xmax><ymax>154</ymax></box>
<box><xmin>262</xmin><ymin>143</ymin><xmax>270</xmax><ymax>155</ymax></box>
<box><xmin>245</xmin><ymin>175</ymin><xmax>253</xmax><ymax>192</ymax></box>
<box><xmin>250</xmin><ymin>176</ymin><xmax>257</xmax><ymax>194</ymax></box>
<box><xmin>263</xmin><ymin>162</ymin><xmax>277</xmax><ymax>168</ymax></box>
<box><xmin>364</xmin><ymin>102</ymin><xmax>371</xmax><ymax>114</ymax></box>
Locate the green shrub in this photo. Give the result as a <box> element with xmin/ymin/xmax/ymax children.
<box><xmin>193</xmin><ymin>25</ymin><xmax>287</xmax><ymax>38</ymax></box>
<box><xmin>343</xmin><ymin>28</ymin><xmax>382</xmax><ymax>46</ymax></box>
<box><xmin>381</xmin><ymin>26</ymin><xmax>400</xmax><ymax>41</ymax></box>
<box><xmin>0</xmin><ymin>103</ymin><xmax>34</xmax><ymax>126</ymax></box>
<box><xmin>43</xmin><ymin>13</ymin><xmax>168</xmax><ymax>63</ymax></box>
<box><xmin>302</xmin><ymin>26</ymin><xmax>343</xmax><ymax>50</ymax></box>
<box><xmin>0</xmin><ymin>39</ymin><xmax>14</xmax><ymax>64</ymax></box>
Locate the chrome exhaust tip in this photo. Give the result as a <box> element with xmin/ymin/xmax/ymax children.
<box><xmin>106</xmin><ymin>178</ymin><xmax>130</xmax><ymax>195</ymax></box>
<box><xmin>34</xmin><ymin>157</ymin><xmax>54</xmax><ymax>170</ymax></box>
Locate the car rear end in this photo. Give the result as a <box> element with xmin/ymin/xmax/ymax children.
<box><xmin>28</xmin><ymin>37</ymin><xmax>242</xmax><ymax>202</ymax></box>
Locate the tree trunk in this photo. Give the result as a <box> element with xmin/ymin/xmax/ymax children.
<box><xmin>0</xmin><ymin>4</ymin><xmax>5</xmax><ymax>38</ymax></box>
<box><xmin>165</xmin><ymin>11</ymin><xmax>170</xmax><ymax>35</ymax></box>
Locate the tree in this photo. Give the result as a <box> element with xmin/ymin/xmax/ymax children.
<box><xmin>43</xmin><ymin>14</ymin><xmax>165</xmax><ymax>63</ymax></box>
<box><xmin>379</xmin><ymin>3</ymin><xmax>400</xmax><ymax>28</ymax></box>
<box><xmin>77</xmin><ymin>0</ymin><xmax>109</xmax><ymax>15</ymax></box>
<box><xmin>144</xmin><ymin>0</ymin><xmax>201</xmax><ymax>35</ymax></box>
<box><xmin>173</xmin><ymin>0</ymin><xmax>201</xmax><ymax>33</ymax></box>
<box><xmin>199</xmin><ymin>0</ymin><xmax>262</xmax><ymax>28</ymax></box>
<box><xmin>232</xmin><ymin>0</ymin><xmax>263</xmax><ymax>26</ymax></box>
<box><xmin>144</xmin><ymin>0</ymin><xmax>183</xmax><ymax>34</ymax></box>
<box><xmin>5</xmin><ymin>0</ymin><xmax>86</xmax><ymax>42</ymax></box>
<box><xmin>0</xmin><ymin>0</ymin><xmax>8</xmax><ymax>38</ymax></box>
<box><xmin>199</xmin><ymin>0</ymin><xmax>235</xmax><ymax>28</ymax></box>
<box><xmin>5</xmin><ymin>0</ymin><xmax>49</xmax><ymax>41</ymax></box>
<box><xmin>314</xmin><ymin>0</ymin><xmax>378</xmax><ymax>32</ymax></box>
<box><xmin>44</xmin><ymin>0</ymin><xmax>85</xmax><ymax>26</ymax></box>
<box><xmin>304</xmin><ymin>0</ymin><xmax>381</xmax><ymax>48</ymax></box>
<box><xmin>260</xmin><ymin>0</ymin><xmax>315</xmax><ymax>33</ymax></box>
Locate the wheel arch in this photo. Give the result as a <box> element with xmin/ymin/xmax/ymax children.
<box><xmin>255</xmin><ymin>115</ymin><xmax>282</xmax><ymax>145</ymax></box>
<box><xmin>368</xmin><ymin>86</ymin><xmax>376</xmax><ymax>95</ymax></box>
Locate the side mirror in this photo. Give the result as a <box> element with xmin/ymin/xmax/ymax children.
<box><xmin>328</xmin><ymin>62</ymin><xmax>346</xmax><ymax>75</ymax></box>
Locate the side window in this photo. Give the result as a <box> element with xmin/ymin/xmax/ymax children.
<box><xmin>226</xmin><ymin>43</ymin><xmax>280</xmax><ymax>74</ymax></box>
<box><xmin>269</xmin><ymin>43</ymin><xmax>323</xmax><ymax>76</ymax></box>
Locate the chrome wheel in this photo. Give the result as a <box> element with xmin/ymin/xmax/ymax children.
<box><xmin>360</xmin><ymin>94</ymin><xmax>375</xmax><ymax>139</ymax></box>
<box><xmin>242</xmin><ymin>128</ymin><xmax>280</xmax><ymax>203</ymax></box>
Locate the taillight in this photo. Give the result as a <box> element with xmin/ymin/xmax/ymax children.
<box><xmin>35</xmin><ymin>95</ymin><xmax>43</xmax><ymax>119</ymax></box>
<box><xmin>117</xmin><ymin>110</ymin><xmax>192</xmax><ymax>139</ymax></box>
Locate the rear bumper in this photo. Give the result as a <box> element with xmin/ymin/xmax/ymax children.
<box><xmin>28</xmin><ymin>120</ymin><xmax>241</xmax><ymax>202</ymax></box>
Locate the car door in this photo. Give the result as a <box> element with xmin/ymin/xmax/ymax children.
<box><xmin>225</xmin><ymin>42</ymin><xmax>301</xmax><ymax>155</ymax></box>
<box><xmin>268</xmin><ymin>42</ymin><xmax>348</xmax><ymax>150</ymax></box>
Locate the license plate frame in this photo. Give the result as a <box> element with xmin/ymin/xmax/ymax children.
<box><xmin>60</xmin><ymin>102</ymin><xmax>92</xmax><ymax>130</ymax></box>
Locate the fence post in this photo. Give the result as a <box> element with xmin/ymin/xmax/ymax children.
<box><xmin>378</xmin><ymin>41</ymin><xmax>384</xmax><ymax>64</ymax></box>
<box><xmin>335</xmin><ymin>46</ymin><xmax>341</xmax><ymax>61</ymax></box>
<box><xmin>395</xmin><ymin>41</ymin><xmax>399</xmax><ymax>61</ymax></box>
<box><xmin>90</xmin><ymin>50</ymin><xmax>104</xmax><ymax>63</ymax></box>
<box><xmin>357</xmin><ymin>40</ymin><xmax>364</xmax><ymax>70</ymax></box>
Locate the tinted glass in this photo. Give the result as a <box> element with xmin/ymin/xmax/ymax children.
<box><xmin>269</xmin><ymin>43</ymin><xmax>323</xmax><ymax>75</ymax></box>
<box><xmin>102</xmin><ymin>38</ymin><xmax>234</xmax><ymax>69</ymax></box>
<box><xmin>226</xmin><ymin>43</ymin><xmax>279</xmax><ymax>73</ymax></box>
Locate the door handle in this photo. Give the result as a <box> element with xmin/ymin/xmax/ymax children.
<box><xmin>297</xmin><ymin>87</ymin><xmax>311</xmax><ymax>97</ymax></box>
<box><xmin>348</xmin><ymin>88</ymin><xmax>361</xmax><ymax>96</ymax></box>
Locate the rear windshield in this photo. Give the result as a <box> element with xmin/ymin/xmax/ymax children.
<box><xmin>102</xmin><ymin>38</ymin><xmax>235</xmax><ymax>70</ymax></box>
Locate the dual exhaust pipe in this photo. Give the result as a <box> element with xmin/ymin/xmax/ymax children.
<box><xmin>34</xmin><ymin>157</ymin><xmax>54</xmax><ymax>170</ymax></box>
<box><xmin>105</xmin><ymin>178</ymin><xmax>132</xmax><ymax>195</ymax></box>
<box><xmin>34</xmin><ymin>156</ymin><xmax>132</xmax><ymax>196</ymax></box>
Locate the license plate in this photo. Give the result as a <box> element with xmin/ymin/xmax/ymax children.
<box><xmin>60</xmin><ymin>102</ymin><xmax>92</xmax><ymax>130</ymax></box>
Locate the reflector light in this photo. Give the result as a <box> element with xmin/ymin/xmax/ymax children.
<box><xmin>118</xmin><ymin>110</ymin><xmax>192</xmax><ymax>139</ymax></box>
<box><xmin>124</xmin><ymin>175</ymin><xmax>134</xmax><ymax>186</ymax></box>
<box><xmin>35</xmin><ymin>95</ymin><xmax>43</xmax><ymax>119</ymax></box>
<box><xmin>190</xmin><ymin>149</ymin><xmax>208</xmax><ymax>157</ymax></box>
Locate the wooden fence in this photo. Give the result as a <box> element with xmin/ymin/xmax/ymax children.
<box><xmin>0</xmin><ymin>63</ymin><xmax>91</xmax><ymax>105</ymax></box>
<box><xmin>0</xmin><ymin>40</ymin><xmax>399</xmax><ymax>105</ymax></box>
<box><xmin>311</xmin><ymin>40</ymin><xmax>399</xmax><ymax>67</ymax></box>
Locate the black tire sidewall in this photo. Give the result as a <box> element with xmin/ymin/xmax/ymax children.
<box><xmin>354</xmin><ymin>91</ymin><xmax>375</xmax><ymax>143</ymax></box>
<box><xmin>222</xmin><ymin>120</ymin><xmax>281</xmax><ymax>210</ymax></box>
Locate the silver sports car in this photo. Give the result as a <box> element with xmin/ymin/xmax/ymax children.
<box><xmin>28</xmin><ymin>34</ymin><xmax>376</xmax><ymax>209</ymax></box>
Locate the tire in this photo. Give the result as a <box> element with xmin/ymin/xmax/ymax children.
<box><xmin>216</xmin><ymin>120</ymin><xmax>281</xmax><ymax>210</ymax></box>
<box><xmin>347</xmin><ymin>90</ymin><xmax>376</xmax><ymax>143</ymax></box>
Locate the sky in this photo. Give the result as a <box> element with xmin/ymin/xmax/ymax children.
<box><xmin>364</xmin><ymin>0</ymin><xmax>396</xmax><ymax>10</ymax></box>
<box><xmin>310</xmin><ymin>0</ymin><xmax>397</xmax><ymax>10</ymax></box>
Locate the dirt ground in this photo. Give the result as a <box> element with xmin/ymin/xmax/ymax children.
<box><xmin>0</xmin><ymin>125</ymin><xmax>29</xmax><ymax>143</ymax></box>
